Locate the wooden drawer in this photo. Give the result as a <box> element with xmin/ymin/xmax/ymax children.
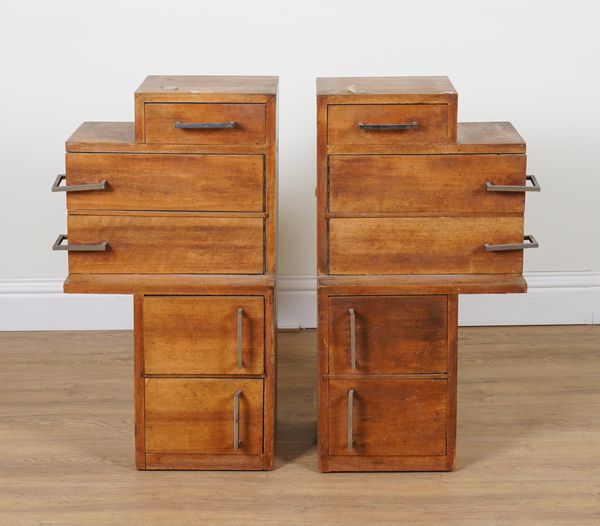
<box><xmin>145</xmin><ymin>378</ymin><xmax>263</xmax><ymax>454</ymax></box>
<box><xmin>143</xmin><ymin>296</ymin><xmax>264</xmax><ymax>375</ymax></box>
<box><xmin>328</xmin><ymin>296</ymin><xmax>447</xmax><ymax>375</ymax></box>
<box><xmin>65</xmin><ymin>154</ymin><xmax>264</xmax><ymax>212</ymax></box>
<box><xmin>329</xmin><ymin>216</ymin><xmax>524</xmax><ymax>274</ymax></box>
<box><xmin>328</xmin><ymin>379</ymin><xmax>447</xmax><ymax>456</ymax></box>
<box><xmin>328</xmin><ymin>104</ymin><xmax>449</xmax><ymax>145</ymax></box>
<box><xmin>329</xmin><ymin>154</ymin><xmax>527</xmax><ymax>214</ymax></box>
<box><xmin>144</xmin><ymin>103</ymin><xmax>266</xmax><ymax>145</ymax></box>
<box><xmin>66</xmin><ymin>214</ymin><xmax>264</xmax><ymax>274</ymax></box>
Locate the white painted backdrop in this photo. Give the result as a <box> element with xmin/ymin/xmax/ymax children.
<box><xmin>0</xmin><ymin>0</ymin><xmax>598</xmax><ymax>329</ymax></box>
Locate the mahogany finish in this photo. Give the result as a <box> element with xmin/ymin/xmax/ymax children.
<box><xmin>56</xmin><ymin>76</ymin><xmax>278</xmax><ymax>471</ymax></box>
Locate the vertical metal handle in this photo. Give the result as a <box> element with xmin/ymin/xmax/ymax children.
<box><xmin>348</xmin><ymin>308</ymin><xmax>356</xmax><ymax>369</ymax></box>
<box><xmin>237</xmin><ymin>308</ymin><xmax>243</xmax><ymax>369</ymax></box>
<box><xmin>348</xmin><ymin>389</ymin><xmax>355</xmax><ymax>450</ymax></box>
<box><xmin>233</xmin><ymin>390</ymin><xmax>242</xmax><ymax>450</ymax></box>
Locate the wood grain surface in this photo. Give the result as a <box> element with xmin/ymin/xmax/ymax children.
<box><xmin>0</xmin><ymin>327</ymin><xmax>599</xmax><ymax>524</ymax></box>
<box><xmin>328</xmin><ymin>295</ymin><xmax>448</xmax><ymax>374</ymax></box>
<box><xmin>328</xmin><ymin>378</ymin><xmax>448</xmax><ymax>456</ymax></box>
<box><xmin>144</xmin><ymin>103</ymin><xmax>266</xmax><ymax>145</ymax></box>
<box><xmin>66</xmin><ymin>153</ymin><xmax>264</xmax><ymax>212</ymax></box>
<box><xmin>328</xmin><ymin>216</ymin><xmax>525</xmax><ymax>274</ymax></box>
<box><xmin>143</xmin><ymin>296</ymin><xmax>264</xmax><ymax>375</ymax></box>
<box><xmin>67</xmin><ymin>214</ymin><xmax>264</xmax><ymax>274</ymax></box>
<box><xmin>329</xmin><ymin>154</ymin><xmax>526</xmax><ymax>215</ymax></box>
<box><xmin>328</xmin><ymin>104</ymin><xmax>449</xmax><ymax>145</ymax></box>
<box><xmin>145</xmin><ymin>378</ymin><xmax>263</xmax><ymax>454</ymax></box>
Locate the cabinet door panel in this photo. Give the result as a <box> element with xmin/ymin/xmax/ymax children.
<box><xmin>329</xmin><ymin>296</ymin><xmax>447</xmax><ymax>374</ymax></box>
<box><xmin>144</xmin><ymin>296</ymin><xmax>264</xmax><ymax>375</ymax></box>
<box><xmin>328</xmin><ymin>379</ymin><xmax>447</xmax><ymax>457</ymax></box>
<box><xmin>145</xmin><ymin>379</ymin><xmax>263</xmax><ymax>454</ymax></box>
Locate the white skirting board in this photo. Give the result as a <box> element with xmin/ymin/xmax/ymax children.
<box><xmin>0</xmin><ymin>272</ymin><xmax>598</xmax><ymax>331</ymax></box>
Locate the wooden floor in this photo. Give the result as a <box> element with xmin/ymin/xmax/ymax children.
<box><xmin>1</xmin><ymin>326</ymin><xmax>599</xmax><ymax>525</ymax></box>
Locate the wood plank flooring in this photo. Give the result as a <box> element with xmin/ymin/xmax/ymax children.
<box><xmin>0</xmin><ymin>326</ymin><xmax>599</xmax><ymax>525</ymax></box>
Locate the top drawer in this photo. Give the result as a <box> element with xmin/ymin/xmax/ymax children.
<box><xmin>328</xmin><ymin>104</ymin><xmax>449</xmax><ymax>146</ymax></box>
<box><xmin>144</xmin><ymin>103</ymin><xmax>266</xmax><ymax>145</ymax></box>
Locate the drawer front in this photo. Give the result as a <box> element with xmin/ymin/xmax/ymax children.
<box><xmin>328</xmin><ymin>104</ymin><xmax>448</xmax><ymax>146</ymax></box>
<box><xmin>329</xmin><ymin>154</ymin><xmax>526</xmax><ymax>214</ymax></box>
<box><xmin>145</xmin><ymin>378</ymin><xmax>263</xmax><ymax>454</ymax></box>
<box><xmin>328</xmin><ymin>379</ymin><xmax>447</xmax><ymax>456</ymax></box>
<box><xmin>328</xmin><ymin>296</ymin><xmax>447</xmax><ymax>375</ymax></box>
<box><xmin>329</xmin><ymin>216</ymin><xmax>524</xmax><ymax>274</ymax></box>
<box><xmin>67</xmin><ymin>215</ymin><xmax>264</xmax><ymax>274</ymax></box>
<box><xmin>143</xmin><ymin>296</ymin><xmax>264</xmax><ymax>375</ymax></box>
<box><xmin>66</xmin><ymin>154</ymin><xmax>264</xmax><ymax>212</ymax></box>
<box><xmin>144</xmin><ymin>103</ymin><xmax>266</xmax><ymax>145</ymax></box>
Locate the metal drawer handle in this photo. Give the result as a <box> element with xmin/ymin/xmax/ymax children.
<box><xmin>348</xmin><ymin>389</ymin><xmax>355</xmax><ymax>450</ymax></box>
<box><xmin>174</xmin><ymin>121</ymin><xmax>237</xmax><ymax>129</ymax></box>
<box><xmin>486</xmin><ymin>175</ymin><xmax>541</xmax><ymax>193</ymax></box>
<box><xmin>51</xmin><ymin>174</ymin><xmax>108</xmax><ymax>193</ymax></box>
<box><xmin>348</xmin><ymin>308</ymin><xmax>356</xmax><ymax>369</ymax></box>
<box><xmin>484</xmin><ymin>234</ymin><xmax>539</xmax><ymax>252</ymax></box>
<box><xmin>233</xmin><ymin>389</ymin><xmax>242</xmax><ymax>450</ymax></box>
<box><xmin>52</xmin><ymin>234</ymin><xmax>108</xmax><ymax>252</ymax></box>
<box><xmin>237</xmin><ymin>308</ymin><xmax>243</xmax><ymax>369</ymax></box>
<box><xmin>358</xmin><ymin>122</ymin><xmax>418</xmax><ymax>131</ymax></box>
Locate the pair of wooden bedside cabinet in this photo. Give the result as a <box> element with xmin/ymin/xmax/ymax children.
<box><xmin>53</xmin><ymin>75</ymin><xmax>539</xmax><ymax>472</ymax></box>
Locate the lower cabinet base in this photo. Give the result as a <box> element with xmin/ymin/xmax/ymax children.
<box><xmin>324</xmin><ymin>455</ymin><xmax>455</xmax><ymax>473</ymax></box>
<box><xmin>144</xmin><ymin>453</ymin><xmax>270</xmax><ymax>471</ymax></box>
<box><xmin>317</xmin><ymin>284</ymin><xmax>458</xmax><ymax>472</ymax></box>
<box><xmin>133</xmin><ymin>284</ymin><xmax>276</xmax><ymax>471</ymax></box>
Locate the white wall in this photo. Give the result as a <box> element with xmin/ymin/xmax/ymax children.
<box><xmin>0</xmin><ymin>0</ymin><xmax>599</xmax><ymax>328</ymax></box>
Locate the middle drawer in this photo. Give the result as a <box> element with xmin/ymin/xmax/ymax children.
<box><xmin>143</xmin><ymin>295</ymin><xmax>265</xmax><ymax>375</ymax></box>
<box><xmin>65</xmin><ymin>153</ymin><xmax>264</xmax><ymax>212</ymax></box>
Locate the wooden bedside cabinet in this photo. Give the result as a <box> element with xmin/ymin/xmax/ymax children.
<box><xmin>54</xmin><ymin>76</ymin><xmax>278</xmax><ymax>470</ymax></box>
<box><xmin>316</xmin><ymin>77</ymin><xmax>539</xmax><ymax>472</ymax></box>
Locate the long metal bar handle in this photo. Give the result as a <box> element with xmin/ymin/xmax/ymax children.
<box><xmin>52</xmin><ymin>234</ymin><xmax>108</xmax><ymax>252</ymax></box>
<box><xmin>348</xmin><ymin>389</ymin><xmax>355</xmax><ymax>450</ymax></box>
<box><xmin>175</xmin><ymin>121</ymin><xmax>237</xmax><ymax>129</ymax></box>
<box><xmin>484</xmin><ymin>234</ymin><xmax>539</xmax><ymax>252</ymax></box>
<box><xmin>349</xmin><ymin>308</ymin><xmax>356</xmax><ymax>369</ymax></box>
<box><xmin>237</xmin><ymin>308</ymin><xmax>243</xmax><ymax>369</ymax></box>
<box><xmin>358</xmin><ymin>122</ymin><xmax>418</xmax><ymax>131</ymax></box>
<box><xmin>233</xmin><ymin>390</ymin><xmax>242</xmax><ymax>450</ymax></box>
<box><xmin>486</xmin><ymin>174</ymin><xmax>541</xmax><ymax>193</ymax></box>
<box><xmin>51</xmin><ymin>174</ymin><xmax>108</xmax><ymax>193</ymax></box>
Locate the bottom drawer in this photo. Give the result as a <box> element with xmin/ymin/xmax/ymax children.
<box><xmin>65</xmin><ymin>214</ymin><xmax>264</xmax><ymax>274</ymax></box>
<box><xmin>145</xmin><ymin>378</ymin><xmax>263</xmax><ymax>455</ymax></box>
<box><xmin>328</xmin><ymin>378</ymin><xmax>447</xmax><ymax>457</ymax></box>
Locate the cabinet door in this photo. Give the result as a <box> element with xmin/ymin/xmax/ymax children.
<box><xmin>329</xmin><ymin>296</ymin><xmax>447</xmax><ymax>374</ymax></box>
<box><xmin>143</xmin><ymin>296</ymin><xmax>264</xmax><ymax>375</ymax></box>
<box><xmin>145</xmin><ymin>378</ymin><xmax>263</xmax><ymax>455</ymax></box>
<box><xmin>328</xmin><ymin>379</ymin><xmax>447</xmax><ymax>457</ymax></box>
